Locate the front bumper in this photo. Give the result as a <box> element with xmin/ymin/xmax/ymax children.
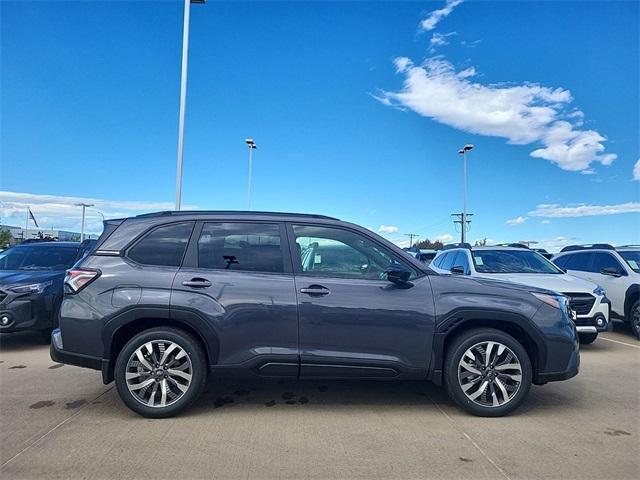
<box><xmin>575</xmin><ymin>299</ymin><xmax>611</xmax><ymax>333</ymax></box>
<box><xmin>0</xmin><ymin>292</ymin><xmax>57</xmax><ymax>333</ymax></box>
<box><xmin>537</xmin><ymin>343</ymin><xmax>580</xmax><ymax>383</ymax></box>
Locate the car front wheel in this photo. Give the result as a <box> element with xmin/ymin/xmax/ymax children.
<box><xmin>630</xmin><ymin>300</ymin><xmax>640</xmax><ymax>340</ymax></box>
<box><xmin>445</xmin><ymin>328</ymin><xmax>532</xmax><ymax>417</ymax></box>
<box><xmin>114</xmin><ymin>327</ymin><xmax>207</xmax><ymax>418</ymax></box>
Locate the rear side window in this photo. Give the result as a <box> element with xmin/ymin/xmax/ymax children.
<box><xmin>454</xmin><ymin>251</ymin><xmax>470</xmax><ymax>274</ymax></box>
<box><xmin>197</xmin><ymin>223</ymin><xmax>284</xmax><ymax>273</ymax></box>
<box><xmin>128</xmin><ymin>222</ymin><xmax>194</xmax><ymax>267</ymax></box>
<box><xmin>564</xmin><ymin>252</ymin><xmax>592</xmax><ymax>272</ymax></box>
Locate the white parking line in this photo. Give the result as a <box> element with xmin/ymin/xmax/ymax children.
<box><xmin>599</xmin><ymin>336</ymin><xmax>640</xmax><ymax>349</ymax></box>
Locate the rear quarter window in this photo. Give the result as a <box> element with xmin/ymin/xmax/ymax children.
<box><xmin>127</xmin><ymin>222</ymin><xmax>194</xmax><ymax>267</ymax></box>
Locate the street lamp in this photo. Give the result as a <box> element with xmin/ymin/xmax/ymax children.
<box><xmin>175</xmin><ymin>0</ymin><xmax>206</xmax><ymax>211</ymax></box>
<box><xmin>457</xmin><ymin>144</ymin><xmax>474</xmax><ymax>243</ymax></box>
<box><xmin>245</xmin><ymin>138</ymin><xmax>257</xmax><ymax>210</ymax></box>
<box><xmin>75</xmin><ymin>203</ymin><xmax>94</xmax><ymax>242</ymax></box>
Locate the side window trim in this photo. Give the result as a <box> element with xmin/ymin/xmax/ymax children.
<box><xmin>125</xmin><ymin>221</ymin><xmax>196</xmax><ymax>268</ymax></box>
<box><xmin>285</xmin><ymin>222</ymin><xmax>419</xmax><ymax>280</ymax></box>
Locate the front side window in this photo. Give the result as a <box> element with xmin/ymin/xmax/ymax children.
<box><xmin>292</xmin><ymin>225</ymin><xmax>406</xmax><ymax>279</ymax></box>
<box><xmin>198</xmin><ymin>222</ymin><xmax>283</xmax><ymax>273</ymax></box>
<box><xmin>0</xmin><ymin>246</ymin><xmax>80</xmax><ymax>271</ymax></box>
<box><xmin>472</xmin><ymin>250</ymin><xmax>562</xmax><ymax>274</ymax></box>
<box><xmin>619</xmin><ymin>251</ymin><xmax>640</xmax><ymax>273</ymax></box>
<box><xmin>590</xmin><ymin>252</ymin><xmax>625</xmax><ymax>275</ymax></box>
<box><xmin>128</xmin><ymin>222</ymin><xmax>194</xmax><ymax>267</ymax></box>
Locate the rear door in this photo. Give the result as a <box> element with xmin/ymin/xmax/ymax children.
<box><xmin>288</xmin><ymin>223</ymin><xmax>435</xmax><ymax>379</ymax></box>
<box><xmin>585</xmin><ymin>252</ymin><xmax>627</xmax><ymax>316</ymax></box>
<box><xmin>171</xmin><ymin>221</ymin><xmax>299</xmax><ymax>376</ymax></box>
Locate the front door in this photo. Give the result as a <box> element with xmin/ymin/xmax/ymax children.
<box><xmin>171</xmin><ymin>221</ymin><xmax>299</xmax><ymax>376</ymax></box>
<box><xmin>288</xmin><ymin>224</ymin><xmax>435</xmax><ymax>379</ymax></box>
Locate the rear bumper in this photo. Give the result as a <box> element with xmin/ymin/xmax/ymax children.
<box><xmin>50</xmin><ymin>328</ymin><xmax>110</xmax><ymax>381</ymax></box>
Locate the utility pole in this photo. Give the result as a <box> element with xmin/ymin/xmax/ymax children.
<box><xmin>245</xmin><ymin>138</ymin><xmax>257</xmax><ymax>210</ymax></box>
<box><xmin>457</xmin><ymin>144</ymin><xmax>474</xmax><ymax>243</ymax></box>
<box><xmin>405</xmin><ymin>233</ymin><xmax>419</xmax><ymax>248</ymax></box>
<box><xmin>175</xmin><ymin>0</ymin><xmax>206</xmax><ymax>211</ymax></box>
<box><xmin>452</xmin><ymin>212</ymin><xmax>473</xmax><ymax>243</ymax></box>
<box><xmin>75</xmin><ymin>203</ymin><xmax>94</xmax><ymax>242</ymax></box>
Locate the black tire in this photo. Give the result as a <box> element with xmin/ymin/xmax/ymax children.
<box><xmin>629</xmin><ymin>300</ymin><xmax>640</xmax><ymax>340</ymax></box>
<box><xmin>578</xmin><ymin>332</ymin><xmax>598</xmax><ymax>345</ymax></box>
<box><xmin>114</xmin><ymin>327</ymin><xmax>207</xmax><ymax>418</ymax></box>
<box><xmin>445</xmin><ymin>328</ymin><xmax>532</xmax><ymax>417</ymax></box>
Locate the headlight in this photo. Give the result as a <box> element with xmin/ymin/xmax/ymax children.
<box><xmin>531</xmin><ymin>292</ymin><xmax>567</xmax><ymax>310</ymax></box>
<box><xmin>593</xmin><ymin>286</ymin><xmax>605</xmax><ymax>297</ymax></box>
<box><xmin>9</xmin><ymin>281</ymin><xmax>53</xmax><ymax>295</ymax></box>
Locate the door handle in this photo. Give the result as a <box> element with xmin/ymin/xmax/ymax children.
<box><xmin>182</xmin><ymin>278</ymin><xmax>212</xmax><ymax>288</ymax></box>
<box><xmin>300</xmin><ymin>285</ymin><xmax>331</xmax><ymax>296</ymax></box>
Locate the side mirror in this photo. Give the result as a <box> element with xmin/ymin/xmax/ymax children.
<box><xmin>450</xmin><ymin>265</ymin><xmax>465</xmax><ymax>275</ymax></box>
<box><xmin>386</xmin><ymin>264</ymin><xmax>412</xmax><ymax>286</ymax></box>
<box><xmin>601</xmin><ymin>267</ymin><xmax>622</xmax><ymax>277</ymax></box>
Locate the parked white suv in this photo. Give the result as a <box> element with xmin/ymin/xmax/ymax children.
<box><xmin>431</xmin><ymin>244</ymin><xmax>611</xmax><ymax>344</ymax></box>
<box><xmin>552</xmin><ymin>245</ymin><xmax>640</xmax><ymax>339</ymax></box>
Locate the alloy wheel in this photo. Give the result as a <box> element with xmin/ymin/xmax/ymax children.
<box><xmin>458</xmin><ymin>341</ymin><xmax>522</xmax><ymax>407</ymax></box>
<box><xmin>125</xmin><ymin>340</ymin><xmax>193</xmax><ymax>408</ymax></box>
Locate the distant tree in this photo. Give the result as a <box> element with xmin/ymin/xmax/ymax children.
<box><xmin>474</xmin><ymin>238</ymin><xmax>488</xmax><ymax>246</ymax></box>
<box><xmin>414</xmin><ymin>238</ymin><xmax>444</xmax><ymax>250</ymax></box>
<box><xmin>0</xmin><ymin>229</ymin><xmax>13</xmax><ymax>249</ymax></box>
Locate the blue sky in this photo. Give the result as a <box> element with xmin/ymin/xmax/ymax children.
<box><xmin>1</xmin><ymin>0</ymin><xmax>638</xmax><ymax>250</ymax></box>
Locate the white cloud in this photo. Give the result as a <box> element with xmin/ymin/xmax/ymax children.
<box><xmin>378</xmin><ymin>224</ymin><xmax>399</xmax><ymax>234</ymax></box>
<box><xmin>420</xmin><ymin>0</ymin><xmax>464</xmax><ymax>32</ymax></box>
<box><xmin>429</xmin><ymin>32</ymin><xmax>456</xmax><ymax>51</ymax></box>
<box><xmin>537</xmin><ymin>236</ymin><xmax>572</xmax><ymax>253</ymax></box>
<box><xmin>528</xmin><ymin>202</ymin><xmax>640</xmax><ymax>218</ymax></box>
<box><xmin>506</xmin><ymin>216</ymin><xmax>527</xmax><ymax>225</ymax></box>
<box><xmin>377</xmin><ymin>57</ymin><xmax>616</xmax><ymax>172</ymax></box>
<box><xmin>540</xmin><ymin>220</ymin><xmax>551</xmax><ymax>224</ymax></box>
<box><xmin>0</xmin><ymin>191</ymin><xmax>195</xmax><ymax>234</ymax></box>
<box><xmin>634</xmin><ymin>159</ymin><xmax>640</xmax><ymax>181</ymax></box>
<box><xmin>434</xmin><ymin>233</ymin><xmax>454</xmax><ymax>243</ymax></box>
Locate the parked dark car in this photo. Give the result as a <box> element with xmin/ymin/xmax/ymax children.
<box><xmin>0</xmin><ymin>241</ymin><xmax>93</xmax><ymax>339</ymax></box>
<box><xmin>51</xmin><ymin>211</ymin><xmax>580</xmax><ymax>418</ymax></box>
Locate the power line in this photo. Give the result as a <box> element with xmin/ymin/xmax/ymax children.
<box><xmin>451</xmin><ymin>213</ymin><xmax>473</xmax><ymax>242</ymax></box>
<box><xmin>405</xmin><ymin>233</ymin><xmax>419</xmax><ymax>248</ymax></box>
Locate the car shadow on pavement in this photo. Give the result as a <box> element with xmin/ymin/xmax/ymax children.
<box><xmin>0</xmin><ymin>331</ymin><xmax>49</xmax><ymax>352</ymax></box>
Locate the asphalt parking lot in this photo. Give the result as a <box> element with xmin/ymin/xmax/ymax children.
<box><xmin>1</xmin><ymin>325</ymin><xmax>638</xmax><ymax>480</ymax></box>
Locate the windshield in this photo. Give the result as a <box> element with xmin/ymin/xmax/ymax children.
<box><xmin>0</xmin><ymin>246</ymin><xmax>80</xmax><ymax>271</ymax></box>
<box><xmin>472</xmin><ymin>250</ymin><xmax>563</xmax><ymax>274</ymax></box>
<box><xmin>619</xmin><ymin>251</ymin><xmax>640</xmax><ymax>273</ymax></box>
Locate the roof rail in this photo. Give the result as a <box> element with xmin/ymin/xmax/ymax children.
<box><xmin>618</xmin><ymin>245</ymin><xmax>640</xmax><ymax>248</ymax></box>
<box><xmin>533</xmin><ymin>248</ymin><xmax>549</xmax><ymax>253</ymax></box>
<box><xmin>559</xmin><ymin>243</ymin><xmax>615</xmax><ymax>253</ymax></box>
<box><xmin>495</xmin><ymin>243</ymin><xmax>530</xmax><ymax>249</ymax></box>
<box><xmin>134</xmin><ymin>210</ymin><xmax>340</xmax><ymax>221</ymax></box>
<box><xmin>442</xmin><ymin>242</ymin><xmax>472</xmax><ymax>251</ymax></box>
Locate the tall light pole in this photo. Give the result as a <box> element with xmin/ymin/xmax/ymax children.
<box><xmin>75</xmin><ymin>203</ymin><xmax>94</xmax><ymax>242</ymax></box>
<box><xmin>175</xmin><ymin>0</ymin><xmax>206</xmax><ymax>211</ymax></box>
<box><xmin>458</xmin><ymin>144</ymin><xmax>474</xmax><ymax>243</ymax></box>
<box><xmin>245</xmin><ymin>138</ymin><xmax>257</xmax><ymax>210</ymax></box>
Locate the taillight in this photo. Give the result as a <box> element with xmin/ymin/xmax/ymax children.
<box><xmin>65</xmin><ymin>268</ymin><xmax>100</xmax><ymax>293</ymax></box>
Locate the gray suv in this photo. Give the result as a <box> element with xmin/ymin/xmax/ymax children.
<box><xmin>51</xmin><ymin>211</ymin><xmax>580</xmax><ymax>418</ymax></box>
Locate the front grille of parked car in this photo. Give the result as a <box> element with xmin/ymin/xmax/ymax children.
<box><xmin>563</xmin><ymin>292</ymin><xmax>596</xmax><ymax>315</ymax></box>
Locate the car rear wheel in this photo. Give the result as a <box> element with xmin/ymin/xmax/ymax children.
<box><xmin>445</xmin><ymin>328</ymin><xmax>532</xmax><ymax>417</ymax></box>
<box><xmin>578</xmin><ymin>332</ymin><xmax>598</xmax><ymax>344</ymax></box>
<box><xmin>114</xmin><ymin>327</ymin><xmax>207</xmax><ymax>418</ymax></box>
